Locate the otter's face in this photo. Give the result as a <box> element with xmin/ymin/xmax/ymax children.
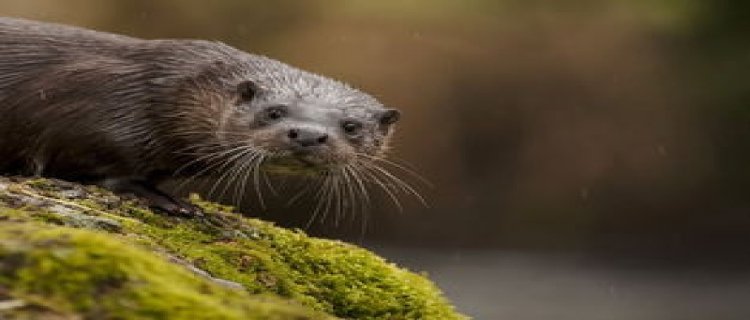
<box><xmin>221</xmin><ymin>79</ymin><xmax>400</xmax><ymax>174</ymax></box>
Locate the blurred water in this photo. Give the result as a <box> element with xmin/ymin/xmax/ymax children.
<box><xmin>369</xmin><ymin>246</ymin><xmax>750</xmax><ymax>320</ymax></box>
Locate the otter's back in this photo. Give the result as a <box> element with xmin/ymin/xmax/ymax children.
<box><xmin>0</xmin><ymin>17</ymin><xmax>246</xmax><ymax>177</ymax></box>
<box><xmin>0</xmin><ymin>17</ymin><xmax>137</xmax><ymax>49</ymax></box>
<box><xmin>0</xmin><ymin>18</ymin><xmax>152</xmax><ymax>174</ymax></box>
<box><xmin>0</xmin><ymin>17</ymin><xmax>140</xmax><ymax>90</ymax></box>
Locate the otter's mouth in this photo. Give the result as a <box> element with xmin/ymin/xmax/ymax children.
<box><xmin>261</xmin><ymin>154</ymin><xmax>333</xmax><ymax>176</ymax></box>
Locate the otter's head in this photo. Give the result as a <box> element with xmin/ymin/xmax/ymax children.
<box><xmin>214</xmin><ymin>58</ymin><xmax>400</xmax><ymax>175</ymax></box>
<box><xmin>167</xmin><ymin>52</ymin><xmax>418</xmax><ymax>215</ymax></box>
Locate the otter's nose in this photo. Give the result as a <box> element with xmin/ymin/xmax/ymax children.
<box><xmin>288</xmin><ymin>128</ymin><xmax>328</xmax><ymax>148</ymax></box>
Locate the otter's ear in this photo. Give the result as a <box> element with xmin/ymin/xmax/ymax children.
<box><xmin>237</xmin><ymin>80</ymin><xmax>260</xmax><ymax>102</ymax></box>
<box><xmin>378</xmin><ymin>109</ymin><xmax>401</xmax><ymax>125</ymax></box>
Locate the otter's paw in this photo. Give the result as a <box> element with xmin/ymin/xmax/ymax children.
<box><xmin>151</xmin><ymin>196</ymin><xmax>205</xmax><ymax>218</ymax></box>
<box><xmin>101</xmin><ymin>178</ymin><xmax>204</xmax><ymax>218</ymax></box>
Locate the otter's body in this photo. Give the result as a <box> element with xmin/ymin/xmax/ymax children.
<box><xmin>0</xmin><ymin>17</ymin><xmax>401</xmax><ymax>215</ymax></box>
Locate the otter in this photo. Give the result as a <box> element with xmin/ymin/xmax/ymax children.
<box><xmin>0</xmin><ymin>17</ymin><xmax>405</xmax><ymax>217</ymax></box>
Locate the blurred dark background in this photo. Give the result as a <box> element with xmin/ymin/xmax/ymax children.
<box><xmin>2</xmin><ymin>1</ymin><xmax>749</xmax><ymax>318</ymax></box>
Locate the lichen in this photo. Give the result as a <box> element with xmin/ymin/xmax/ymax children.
<box><xmin>0</xmin><ymin>177</ymin><xmax>467</xmax><ymax>320</ymax></box>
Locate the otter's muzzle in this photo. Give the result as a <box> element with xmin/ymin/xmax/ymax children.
<box><xmin>287</xmin><ymin>128</ymin><xmax>328</xmax><ymax>148</ymax></box>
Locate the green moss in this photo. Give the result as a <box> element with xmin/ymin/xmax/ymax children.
<box><xmin>0</xmin><ymin>224</ymin><xmax>328</xmax><ymax>319</ymax></box>
<box><xmin>0</xmin><ymin>177</ymin><xmax>467</xmax><ymax>320</ymax></box>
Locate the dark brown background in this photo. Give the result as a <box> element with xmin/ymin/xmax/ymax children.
<box><xmin>2</xmin><ymin>1</ymin><xmax>749</xmax><ymax>318</ymax></box>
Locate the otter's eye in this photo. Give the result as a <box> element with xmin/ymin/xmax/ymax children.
<box><xmin>237</xmin><ymin>80</ymin><xmax>259</xmax><ymax>102</ymax></box>
<box><xmin>263</xmin><ymin>106</ymin><xmax>287</xmax><ymax>121</ymax></box>
<box><xmin>342</xmin><ymin>120</ymin><xmax>363</xmax><ymax>135</ymax></box>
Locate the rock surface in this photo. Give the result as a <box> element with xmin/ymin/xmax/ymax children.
<box><xmin>0</xmin><ymin>177</ymin><xmax>466</xmax><ymax>319</ymax></box>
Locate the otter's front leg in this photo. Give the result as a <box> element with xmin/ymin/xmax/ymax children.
<box><xmin>101</xmin><ymin>178</ymin><xmax>203</xmax><ymax>217</ymax></box>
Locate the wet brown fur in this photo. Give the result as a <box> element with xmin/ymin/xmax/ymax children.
<box><xmin>0</xmin><ymin>17</ymin><xmax>406</xmax><ymax>216</ymax></box>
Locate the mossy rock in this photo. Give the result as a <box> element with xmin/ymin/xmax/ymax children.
<box><xmin>0</xmin><ymin>177</ymin><xmax>467</xmax><ymax>319</ymax></box>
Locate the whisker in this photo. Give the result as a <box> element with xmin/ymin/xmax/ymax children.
<box><xmin>285</xmin><ymin>179</ymin><xmax>315</xmax><ymax>207</ymax></box>
<box><xmin>360</xmin><ymin>161</ymin><xmax>428</xmax><ymax>207</ymax></box>
<box><xmin>262</xmin><ymin>170</ymin><xmax>278</xmax><ymax>197</ymax></box>
<box><xmin>332</xmin><ymin>169</ymin><xmax>344</xmax><ymax>227</ymax></box>
<box><xmin>340</xmin><ymin>166</ymin><xmax>363</xmax><ymax>224</ymax></box>
<box><xmin>227</xmin><ymin>151</ymin><xmax>263</xmax><ymax>209</ymax></box>
<box><xmin>357</xmin><ymin>153</ymin><xmax>433</xmax><ymax>188</ymax></box>
<box><xmin>346</xmin><ymin>165</ymin><xmax>371</xmax><ymax>221</ymax></box>
<box><xmin>206</xmin><ymin>146</ymin><xmax>257</xmax><ymax>199</ymax></box>
<box><xmin>305</xmin><ymin>173</ymin><xmax>332</xmax><ymax>229</ymax></box>
<box><xmin>232</xmin><ymin>151</ymin><xmax>262</xmax><ymax>210</ymax></box>
<box><xmin>173</xmin><ymin>142</ymin><xmax>244</xmax><ymax>176</ymax></box>
<box><xmin>253</xmin><ymin>153</ymin><xmax>268</xmax><ymax>209</ymax></box>
<box><xmin>356</xmin><ymin>165</ymin><xmax>403</xmax><ymax>212</ymax></box>
<box><xmin>172</xmin><ymin>144</ymin><xmax>250</xmax><ymax>193</ymax></box>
